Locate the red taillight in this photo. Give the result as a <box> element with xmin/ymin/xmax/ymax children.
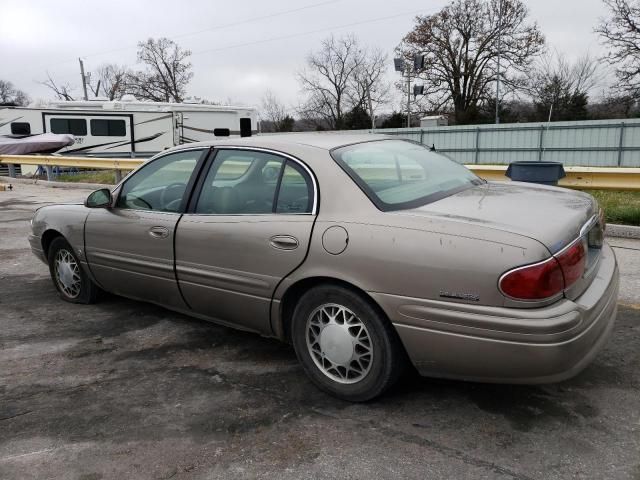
<box><xmin>499</xmin><ymin>238</ymin><xmax>587</xmax><ymax>301</ymax></box>
<box><xmin>499</xmin><ymin>257</ymin><xmax>565</xmax><ymax>300</ymax></box>
<box><xmin>556</xmin><ymin>239</ymin><xmax>586</xmax><ymax>288</ymax></box>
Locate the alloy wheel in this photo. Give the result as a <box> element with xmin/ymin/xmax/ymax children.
<box><xmin>305</xmin><ymin>303</ymin><xmax>373</xmax><ymax>384</ymax></box>
<box><xmin>54</xmin><ymin>249</ymin><xmax>81</xmax><ymax>299</ymax></box>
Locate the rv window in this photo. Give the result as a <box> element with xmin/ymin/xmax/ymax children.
<box><xmin>91</xmin><ymin>119</ymin><xmax>126</xmax><ymax>137</ymax></box>
<box><xmin>213</xmin><ymin>128</ymin><xmax>230</xmax><ymax>137</ymax></box>
<box><xmin>50</xmin><ymin>118</ymin><xmax>87</xmax><ymax>136</ymax></box>
<box><xmin>11</xmin><ymin>122</ymin><xmax>31</xmax><ymax>135</ymax></box>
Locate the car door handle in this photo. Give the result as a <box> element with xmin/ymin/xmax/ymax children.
<box><xmin>269</xmin><ymin>235</ymin><xmax>299</xmax><ymax>250</ymax></box>
<box><xmin>148</xmin><ymin>226</ymin><xmax>169</xmax><ymax>239</ymax></box>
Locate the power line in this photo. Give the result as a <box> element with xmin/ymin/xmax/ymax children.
<box><xmin>191</xmin><ymin>9</ymin><xmax>429</xmax><ymax>58</ymax></box>
<box><xmin>6</xmin><ymin>0</ymin><xmax>341</xmax><ymax>78</ymax></box>
<box><xmin>26</xmin><ymin>7</ymin><xmax>430</xmax><ymax>86</ymax></box>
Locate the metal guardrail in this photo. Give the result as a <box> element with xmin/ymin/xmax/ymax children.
<box><xmin>1</xmin><ymin>154</ymin><xmax>640</xmax><ymax>191</ymax></box>
<box><xmin>0</xmin><ymin>154</ymin><xmax>143</xmax><ymax>170</ymax></box>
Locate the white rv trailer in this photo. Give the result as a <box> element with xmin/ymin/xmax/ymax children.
<box><xmin>0</xmin><ymin>100</ymin><xmax>258</xmax><ymax>158</ymax></box>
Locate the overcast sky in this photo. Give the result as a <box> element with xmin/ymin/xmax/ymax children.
<box><xmin>0</xmin><ymin>0</ymin><xmax>612</xmax><ymax>111</ymax></box>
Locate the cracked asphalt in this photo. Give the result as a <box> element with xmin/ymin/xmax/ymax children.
<box><xmin>1</xmin><ymin>182</ymin><xmax>639</xmax><ymax>480</ymax></box>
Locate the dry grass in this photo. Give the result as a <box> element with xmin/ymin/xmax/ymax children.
<box><xmin>55</xmin><ymin>170</ymin><xmax>117</xmax><ymax>185</ymax></box>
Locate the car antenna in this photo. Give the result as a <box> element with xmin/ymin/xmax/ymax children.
<box><xmin>429</xmin><ymin>143</ymin><xmax>436</xmax><ymax>151</ymax></box>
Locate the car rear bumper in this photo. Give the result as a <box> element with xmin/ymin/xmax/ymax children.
<box><xmin>371</xmin><ymin>243</ymin><xmax>619</xmax><ymax>384</ymax></box>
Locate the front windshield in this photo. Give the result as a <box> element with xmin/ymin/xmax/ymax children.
<box><xmin>331</xmin><ymin>140</ymin><xmax>482</xmax><ymax>211</ymax></box>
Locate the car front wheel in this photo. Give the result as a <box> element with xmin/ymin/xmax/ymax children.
<box><xmin>291</xmin><ymin>285</ymin><xmax>405</xmax><ymax>402</ymax></box>
<box><xmin>48</xmin><ymin>237</ymin><xmax>99</xmax><ymax>304</ymax></box>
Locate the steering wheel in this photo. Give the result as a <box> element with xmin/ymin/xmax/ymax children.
<box><xmin>160</xmin><ymin>182</ymin><xmax>187</xmax><ymax>210</ymax></box>
<box><xmin>127</xmin><ymin>194</ymin><xmax>152</xmax><ymax>210</ymax></box>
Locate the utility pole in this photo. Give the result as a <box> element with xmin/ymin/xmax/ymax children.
<box><xmin>367</xmin><ymin>84</ymin><xmax>375</xmax><ymax>131</ymax></box>
<box><xmin>495</xmin><ymin>0</ymin><xmax>503</xmax><ymax>124</ymax></box>
<box><xmin>78</xmin><ymin>58</ymin><xmax>89</xmax><ymax>101</ymax></box>
<box><xmin>406</xmin><ymin>72</ymin><xmax>411</xmax><ymax>128</ymax></box>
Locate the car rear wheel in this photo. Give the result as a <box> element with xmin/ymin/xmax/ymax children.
<box><xmin>48</xmin><ymin>237</ymin><xmax>99</xmax><ymax>304</ymax></box>
<box><xmin>291</xmin><ymin>285</ymin><xmax>405</xmax><ymax>401</ymax></box>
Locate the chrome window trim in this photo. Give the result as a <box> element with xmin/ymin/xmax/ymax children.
<box><xmin>192</xmin><ymin>145</ymin><xmax>319</xmax><ymax>216</ymax></box>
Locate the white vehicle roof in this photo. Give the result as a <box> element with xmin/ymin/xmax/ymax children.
<box><xmin>8</xmin><ymin>100</ymin><xmax>256</xmax><ymax>114</ymax></box>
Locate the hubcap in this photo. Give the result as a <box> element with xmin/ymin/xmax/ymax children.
<box><xmin>54</xmin><ymin>249</ymin><xmax>81</xmax><ymax>298</ymax></box>
<box><xmin>306</xmin><ymin>303</ymin><xmax>373</xmax><ymax>384</ymax></box>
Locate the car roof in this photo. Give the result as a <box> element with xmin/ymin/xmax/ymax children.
<box><xmin>170</xmin><ymin>132</ymin><xmax>395</xmax><ymax>153</ymax></box>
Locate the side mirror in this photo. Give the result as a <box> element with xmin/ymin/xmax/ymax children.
<box><xmin>85</xmin><ymin>188</ymin><xmax>112</xmax><ymax>208</ymax></box>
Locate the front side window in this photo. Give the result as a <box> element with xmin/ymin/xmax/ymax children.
<box><xmin>117</xmin><ymin>150</ymin><xmax>202</xmax><ymax>212</ymax></box>
<box><xmin>50</xmin><ymin>118</ymin><xmax>87</xmax><ymax>136</ymax></box>
<box><xmin>91</xmin><ymin>119</ymin><xmax>126</xmax><ymax>136</ymax></box>
<box><xmin>331</xmin><ymin>140</ymin><xmax>481</xmax><ymax>211</ymax></box>
<box><xmin>195</xmin><ymin>150</ymin><xmax>314</xmax><ymax>215</ymax></box>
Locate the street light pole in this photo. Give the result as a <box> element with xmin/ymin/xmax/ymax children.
<box><xmin>495</xmin><ymin>0</ymin><xmax>503</xmax><ymax>124</ymax></box>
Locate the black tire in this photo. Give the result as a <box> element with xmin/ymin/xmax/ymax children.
<box><xmin>48</xmin><ymin>237</ymin><xmax>99</xmax><ymax>304</ymax></box>
<box><xmin>291</xmin><ymin>284</ymin><xmax>406</xmax><ymax>402</ymax></box>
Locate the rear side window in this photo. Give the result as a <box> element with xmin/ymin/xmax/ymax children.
<box><xmin>50</xmin><ymin>118</ymin><xmax>87</xmax><ymax>136</ymax></box>
<box><xmin>195</xmin><ymin>150</ymin><xmax>284</xmax><ymax>214</ymax></box>
<box><xmin>11</xmin><ymin>122</ymin><xmax>31</xmax><ymax>135</ymax></box>
<box><xmin>331</xmin><ymin>140</ymin><xmax>481</xmax><ymax>211</ymax></box>
<box><xmin>91</xmin><ymin>119</ymin><xmax>126</xmax><ymax>136</ymax></box>
<box><xmin>276</xmin><ymin>162</ymin><xmax>313</xmax><ymax>213</ymax></box>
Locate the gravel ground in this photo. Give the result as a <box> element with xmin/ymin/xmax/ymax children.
<box><xmin>1</xmin><ymin>183</ymin><xmax>639</xmax><ymax>480</ymax></box>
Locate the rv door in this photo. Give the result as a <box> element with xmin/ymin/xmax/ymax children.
<box><xmin>44</xmin><ymin>113</ymin><xmax>133</xmax><ymax>155</ymax></box>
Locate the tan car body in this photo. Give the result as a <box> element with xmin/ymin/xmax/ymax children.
<box><xmin>29</xmin><ymin>134</ymin><xmax>619</xmax><ymax>384</ymax></box>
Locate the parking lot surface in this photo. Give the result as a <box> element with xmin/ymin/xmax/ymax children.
<box><xmin>1</xmin><ymin>183</ymin><xmax>639</xmax><ymax>480</ymax></box>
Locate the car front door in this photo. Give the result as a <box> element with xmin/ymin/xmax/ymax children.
<box><xmin>175</xmin><ymin>148</ymin><xmax>317</xmax><ymax>334</ymax></box>
<box><xmin>84</xmin><ymin>148</ymin><xmax>207</xmax><ymax>307</ymax></box>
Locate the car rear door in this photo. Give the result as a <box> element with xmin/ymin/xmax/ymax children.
<box><xmin>175</xmin><ymin>148</ymin><xmax>317</xmax><ymax>334</ymax></box>
<box><xmin>84</xmin><ymin>148</ymin><xmax>207</xmax><ymax>307</ymax></box>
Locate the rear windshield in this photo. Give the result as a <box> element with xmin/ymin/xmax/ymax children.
<box><xmin>331</xmin><ymin>140</ymin><xmax>482</xmax><ymax>211</ymax></box>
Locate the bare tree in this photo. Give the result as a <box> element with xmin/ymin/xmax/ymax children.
<box><xmin>261</xmin><ymin>91</ymin><xmax>294</xmax><ymax>132</ymax></box>
<box><xmin>0</xmin><ymin>79</ymin><xmax>30</xmax><ymax>106</ymax></box>
<box><xmin>94</xmin><ymin>64</ymin><xmax>130</xmax><ymax>100</ymax></box>
<box><xmin>398</xmin><ymin>0</ymin><xmax>544</xmax><ymax>124</ymax></box>
<box><xmin>525</xmin><ymin>51</ymin><xmax>601</xmax><ymax>120</ymax></box>
<box><xmin>40</xmin><ymin>73</ymin><xmax>75</xmax><ymax>101</ymax></box>
<box><xmin>297</xmin><ymin>35</ymin><xmax>363</xmax><ymax>130</ymax></box>
<box><xmin>350</xmin><ymin>47</ymin><xmax>390</xmax><ymax>129</ymax></box>
<box><xmin>126</xmin><ymin>38</ymin><xmax>193</xmax><ymax>102</ymax></box>
<box><xmin>596</xmin><ymin>0</ymin><xmax>640</xmax><ymax>97</ymax></box>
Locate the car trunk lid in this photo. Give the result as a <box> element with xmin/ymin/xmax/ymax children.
<box><xmin>398</xmin><ymin>181</ymin><xmax>598</xmax><ymax>253</ymax></box>
<box><xmin>394</xmin><ymin>181</ymin><xmax>604</xmax><ymax>300</ymax></box>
